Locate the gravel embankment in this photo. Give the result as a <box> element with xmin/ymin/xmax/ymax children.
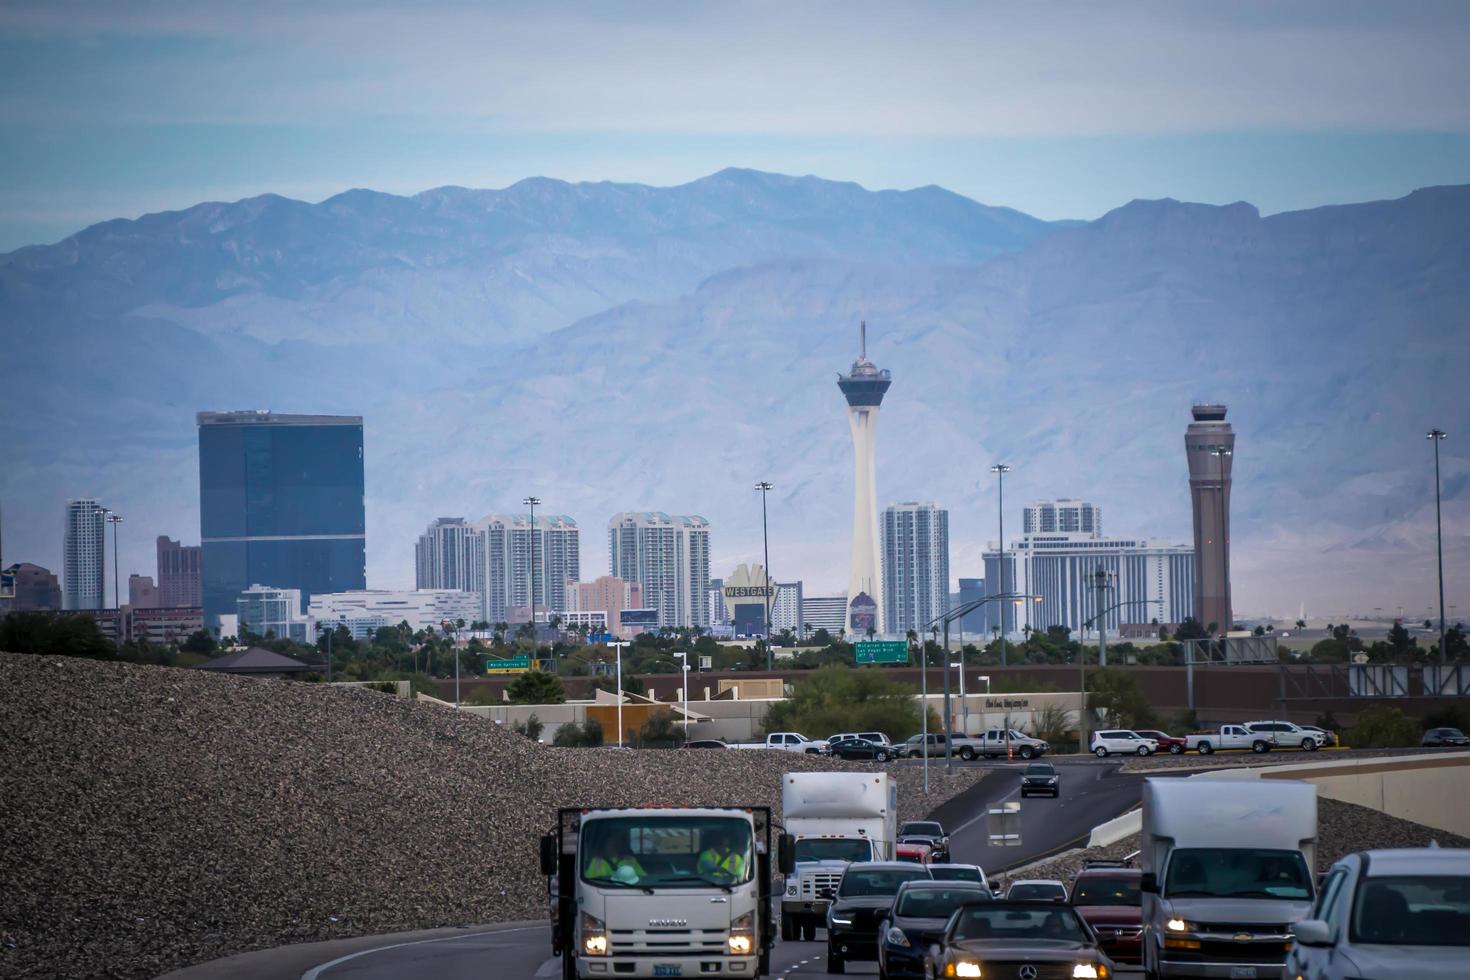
<box><xmin>0</xmin><ymin>653</ymin><xmax>982</xmax><ymax>980</ymax></box>
<box><xmin>996</xmin><ymin>797</ymin><xmax>1470</xmax><ymax>890</ymax></box>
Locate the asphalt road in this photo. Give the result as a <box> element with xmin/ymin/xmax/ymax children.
<box><xmin>283</xmin><ymin>761</ymin><xmax>1147</xmax><ymax>980</ymax></box>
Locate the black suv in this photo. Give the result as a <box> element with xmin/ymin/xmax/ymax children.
<box><xmin>1019</xmin><ymin>761</ymin><xmax>1060</xmax><ymax>798</ymax></box>
<box><xmin>825</xmin><ymin>862</ymin><xmax>932</xmax><ymax>973</ymax></box>
<box><xmin>896</xmin><ymin>820</ymin><xmax>950</xmax><ymax>862</ymax></box>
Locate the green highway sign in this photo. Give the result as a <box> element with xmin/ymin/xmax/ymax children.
<box><xmin>485</xmin><ymin>654</ymin><xmax>532</xmax><ymax>673</ymax></box>
<box><xmin>855</xmin><ymin>641</ymin><xmax>908</xmax><ymax>665</ymax></box>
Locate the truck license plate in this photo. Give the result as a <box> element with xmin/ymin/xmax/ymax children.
<box><xmin>1229</xmin><ymin>969</ymin><xmax>1257</xmax><ymax>979</ymax></box>
<box><xmin>654</xmin><ymin>966</ymin><xmax>683</xmax><ymax>977</ymax></box>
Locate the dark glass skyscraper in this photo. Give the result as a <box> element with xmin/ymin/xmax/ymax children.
<box><xmin>198</xmin><ymin>411</ymin><xmax>366</xmax><ymax>627</ymax></box>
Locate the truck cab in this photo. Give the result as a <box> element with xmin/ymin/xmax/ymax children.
<box><xmin>780</xmin><ymin>773</ymin><xmax>896</xmax><ymax>942</ymax></box>
<box><xmin>541</xmin><ymin>805</ymin><xmax>781</xmax><ymax>979</ymax></box>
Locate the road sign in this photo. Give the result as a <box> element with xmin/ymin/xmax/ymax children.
<box><xmin>485</xmin><ymin>654</ymin><xmax>532</xmax><ymax>674</ymax></box>
<box><xmin>855</xmin><ymin>640</ymin><xmax>908</xmax><ymax>664</ymax></box>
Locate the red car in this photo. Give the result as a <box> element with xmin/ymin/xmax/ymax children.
<box><xmin>1134</xmin><ymin>728</ymin><xmax>1187</xmax><ymax>754</ymax></box>
<box><xmin>895</xmin><ymin>841</ymin><xmax>934</xmax><ymax>865</ymax></box>
<box><xmin>1069</xmin><ymin>863</ymin><xmax>1143</xmax><ymax>965</ymax></box>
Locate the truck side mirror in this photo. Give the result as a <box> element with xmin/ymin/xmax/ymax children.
<box><xmin>777</xmin><ymin>833</ymin><xmax>796</xmax><ymax>875</ymax></box>
<box><xmin>1139</xmin><ymin>873</ymin><xmax>1158</xmax><ymax>894</ymax></box>
<box><xmin>539</xmin><ymin>834</ymin><xmax>558</xmax><ymax>876</ymax></box>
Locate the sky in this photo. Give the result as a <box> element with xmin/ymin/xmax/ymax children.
<box><xmin>3</xmin><ymin>1</ymin><xmax>1470</xmax><ymax>252</ymax></box>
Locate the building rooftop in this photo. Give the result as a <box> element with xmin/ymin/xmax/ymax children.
<box><xmin>196</xmin><ymin>410</ymin><xmax>363</xmax><ymax>426</ymax></box>
<box><xmin>1190</xmin><ymin>404</ymin><xmax>1228</xmax><ymax>422</ymax></box>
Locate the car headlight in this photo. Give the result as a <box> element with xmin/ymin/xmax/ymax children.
<box><xmin>1166</xmin><ymin>917</ymin><xmax>1190</xmax><ymax>932</ymax></box>
<box><xmin>954</xmin><ymin>962</ymin><xmax>983</xmax><ymax>978</ymax></box>
<box><xmin>1073</xmin><ymin>964</ymin><xmax>1102</xmax><ymax>979</ymax></box>
<box><xmin>580</xmin><ymin>911</ymin><xmax>608</xmax><ymax>956</ymax></box>
<box><xmin>885</xmin><ymin>926</ymin><xmax>910</xmax><ymax>947</ymax></box>
<box><xmin>728</xmin><ymin>911</ymin><xmax>754</xmax><ymax>955</ymax></box>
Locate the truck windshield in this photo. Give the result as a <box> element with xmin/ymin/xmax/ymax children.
<box><xmin>581</xmin><ymin>816</ymin><xmax>753</xmax><ymax>888</ymax></box>
<box><xmin>1163</xmin><ymin>848</ymin><xmax>1311</xmax><ymax>901</ymax></box>
<box><xmin>795</xmin><ymin>838</ymin><xmax>872</xmax><ymax>863</ymax></box>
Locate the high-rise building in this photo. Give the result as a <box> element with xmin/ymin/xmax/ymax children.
<box><xmin>1185</xmin><ymin>404</ymin><xmax>1235</xmax><ymax>631</ymax></box>
<box><xmin>882</xmin><ymin>502</ymin><xmax>950</xmax><ymax>634</ymax></box>
<box><xmin>838</xmin><ymin>322</ymin><xmax>891</xmax><ymax>636</ymax></box>
<box><xmin>2</xmin><ymin>563</ymin><xmax>63</xmax><ymax>611</ymax></box>
<box><xmin>236</xmin><ymin>584</ymin><xmax>313</xmax><ymax>643</ymax></box>
<box><xmin>198</xmin><ymin>411</ymin><xmax>365</xmax><ymax>627</ymax></box>
<box><xmin>1023</xmin><ymin>499</ymin><xmax>1102</xmax><ymax>536</ymax></box>
<box><xmin>957</xmin><ymin>577</ymin><xmax>986</xmax><ymax>634</ymax></box>
<box><xmin>608</xmin><ymin>512</ymin><xmax>711</xmax><ymax>629</ymax></box>
<box><xmin>565</xmin><ymin>574</ymin><xmax>644</xmax><ymax>639</ymax></box>
<box><xmin>156</xmin><ymin>536</ymin><xmax>202</xmax><ymax>608</ymax></box>
<box><xmin>708</xmin><ymin>578</ymin><xmax>728</xmax><ymax>626</ymax></box>
<box><xmin>773</xmin><ymin>581</ymin><xmax>804</xmax><ymax>635</ymax></box>
<box><xmin>308</xmin><ymin>589</ymin><xmax>482</xmax><ymax>636</ymax></box>
<box><xmin>128</xmin><ymin>574</ymin><xmax>159</xmax><ymax>608</ymax></box>
<box><xmin>414</xmin><ymin>518</ymin><xmax>486</xmax><ymax>599</ymax></box>
<box><xmin>474</xmin><ymin>514</ymin><xmax>580</xmax><ymax>624</ymax></box>
<box><xmin>983</xmin><ymin>533</ymin><xmax>1195</xmax><ymax>636</ymax></box>
<box><xmin>63</xmin><ymin>498</ymin><xmax>106</xmax><ymax>610</ymax></box>
<box><xmin>802</xmin><ymin>596</ymin><xmax>848</xmax><ymax>636</ymax></box>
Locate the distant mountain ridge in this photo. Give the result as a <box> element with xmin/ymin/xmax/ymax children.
<box><xmin>1</xmin><ymin>171</ymin><xmax>1465</xmax><ymax>617</ymax></box>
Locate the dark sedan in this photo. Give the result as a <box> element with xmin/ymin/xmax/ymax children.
<box><xmin>1422</xmin><ymin>726</ymin><xmax>1470</xmax><ymax>747</ymax></box>
<box><xmin>829</xmin><ymin>737</ymin><xmax>896</xmax><ymax>762</ymax></box>
<box><xmin>925</xmin><ymin>901</ymin><xmax>1115</xmax><ymax>980</ymax></box>
<box><xmin>826</xmin><ymin>863</ymin><xmax>932</xmax><ymax>974</ymax></box>
<box><xmin>1020</xmin><ymin>761</ymin><xmax>1060</xmax><ymax>798</ymax></box>
<box><xmin>877</xmin><ymin>880</ymin><xmax>990</xmax><ymax>979</ymax></box>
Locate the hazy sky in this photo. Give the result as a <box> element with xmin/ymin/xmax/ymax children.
<box><xmin>2</xmin><ymin>1</ymin><xmax>1470</xmax><ymax>250</ymax></box>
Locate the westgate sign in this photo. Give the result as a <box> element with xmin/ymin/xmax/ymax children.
<box><xmin>724</xmin><ymin>586</ymin><xmax>773</xmax><ymax>598</ymax></box>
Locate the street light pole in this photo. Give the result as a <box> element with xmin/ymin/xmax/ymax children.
<box><xmin>756</xmin><ymin>481</ymin><xmax>774</xmax><ymax>671</ymax></box>
<box><xmin>990</xmin><ymin>464</ymin><xmax>1010</xmax><ymax>667</ymax></box>
<box><xmin>675</xmin><ymin>652</ymin><xmax>690</xmax><ymax>742</ymax></box>
<box><xmin>933</xmin><ymin>624</ymin><xmax>949</xmax><ymax>767</ymax></box>
<box><xmin>1428</xmin><ymin>430</ymin><xmax>1448</xmax><ymax>660</ymax></box>
<box><xmin>607</xmin><ymin>639</ymin><xmax>629</xmax><ymax>746</ymax></box>
<box><xmin>1093</xmin><ymin>566</ymin><xmax>1109</xmax><ymax>668</ymax></box>
<box><xmin>914</xmin><ymin>633</ymin><xmax>928</xmax><ymax>794</ymax></box>
<box><xmin>523</xmin><ymin>495</ymin><xmax>541</xmax><ymax>629</ymax></box>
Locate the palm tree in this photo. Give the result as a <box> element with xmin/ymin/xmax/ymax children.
<box><xmin>865</xmin><ymin>625</ymin><xmax>876</xmax><ymax>641</ymax></box>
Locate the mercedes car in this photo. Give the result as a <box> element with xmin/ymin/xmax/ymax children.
<box><xmin>924</xmin><ymin>901</ymin><xmax>1115</xmax><ymax>980</ymax></box>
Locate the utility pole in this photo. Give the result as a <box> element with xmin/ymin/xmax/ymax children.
<box><xmin>607</xmin><ymin>640</ymin><xmax>629</xmax><ymax>746</ymax></box>
<box><xmin>990</xmin><ymin>464</ymin><xmax>1010</xmax><ymax>667</ymax></box>
<box><xmin>756</xmin><ymin>481</ymin><xmax>774</xmax><ymax>671</ymax></box>
<box><xmin>914</xmin><ymin>633</ymin><xmax>929</xmax><ymax>794</ymax></box>
<box><xmin>1429</xmin><ymin>430</ymin><xmax>1448</xmax><ymax>660</ymax></box>
<box><xmin>1093</xmin><ymin>566</ymin><xmax>1110</xmax><ymax>667</ymax></box>
<box><xmin>105</xmin><ymin>510</ymin><xmax>123</xmax><ymax>645</ymax></box>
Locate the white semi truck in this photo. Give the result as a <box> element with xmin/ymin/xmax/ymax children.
<box><xmin>540</xmin><ymin>804</ymin><xmax>788</xmax><ymax>979</ymax></box>
<box><xmin>779</xmin><ymin>772</ymin><xmax>897</xmax><ymax>941</ymax></box>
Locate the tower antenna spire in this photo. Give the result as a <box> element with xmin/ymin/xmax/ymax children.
<box><xmin>860</xmin><ymin>320</ymin><xmax>867</xmax><ymax>359</ymax></box>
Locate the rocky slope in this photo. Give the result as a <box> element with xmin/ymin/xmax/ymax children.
<box><xmin>0</xmin><ymin>652</ymin><xmax>980</xmax><ymax>979</ymax></box>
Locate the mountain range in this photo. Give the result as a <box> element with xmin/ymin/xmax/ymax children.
<box><xmin>1</xmin><ymin>169</ymin><xmax>1465</xmax><ymax>618</ymax></box>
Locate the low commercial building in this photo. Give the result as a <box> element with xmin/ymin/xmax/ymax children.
<box><xmin>307</xmin><ymin>589</ymin><xmax>482</xmax><ymax>634</ymax></box>
<box><xmin>237</xmin><ymin>585</ymin><xmax>313</xmax><ymax>643</ymax></box>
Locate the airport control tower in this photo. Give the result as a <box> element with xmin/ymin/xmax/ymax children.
<box><xmin>1185</xmin><ymin>404</ymin><xmax>1235</xmax><ymax>632</ymax></box>
<box><xmin>838</xmin><ymin>322</ymin><xmax>892</xmax><ymax>636</ymax></box>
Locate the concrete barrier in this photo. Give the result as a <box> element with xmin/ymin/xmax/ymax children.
<box><xmin>1087</xmin><ymin>808</ymin><xmax>1141</xmax><ymax>847</ymax></box>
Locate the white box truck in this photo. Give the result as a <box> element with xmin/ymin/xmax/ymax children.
<box><xmin>779</xmin><ymin>772</ymin><xmax>897</xmax><ymax>941</ymax></box>
<box><xmin>1139</xmin><ymin>778</ymin><xmax>1317</xmax><ymax>979</ymax></box>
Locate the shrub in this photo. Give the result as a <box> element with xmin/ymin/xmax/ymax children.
<box><xmin>1086</xmin><ymin>669</ymin><xmax>1158</xmax><ymax>730</ymax></box>
<box><xmin>763</xmin><ymin>665</ymin><xmax>924</xmax><ymax>740</ymax></box>
<box><xmin>1029</xmin><ymin>703</ymin><xmax>1074</xmax><ymax>743</ymax></box>
<box><xmin>637</xmin><ymin>709</ymin><xmax>681</xmax><ymax>748</ymax></box>
<box><xmin>1346</xmin><ymin>707</ymin><xmax>1420</xmax><ymax>748</ymax></box>
<box><xmin>364</xmin><ymin>680</ymin><xmax>398</xmax><ymax>695</ymax></box>
<box><xmin>506</xmin><ymin>670</ymin><xmax>567</xmax><ymax>705</ymax></box>
<box><xmin>0</xmin><ymin>612</ymin><xmax>115</xmax><ymax>660</ymax></box>
<box><xmin>552</xmin><ymin>718</ymin><xmax>604</xmax><ymax>747</ymax></box>
<box><xmin>511</xmin><ymin>713</ymin><xmax>545</xmax><ymax>741</ymax></box>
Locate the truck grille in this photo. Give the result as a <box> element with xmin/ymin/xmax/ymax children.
<box><xmin>609</xmin><ymin>927</ymin><xmax>727</xmax><ymax>957</ymax></box>
<box><xmin>802</xmin><ymin>872</ymin><xmax>842</xmax><ymax>898</ymax></box>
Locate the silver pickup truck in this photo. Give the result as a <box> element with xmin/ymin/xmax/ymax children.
<box><xmin>897</xmin><ymin>729</ymin><xmax>1049</xmax><ymax>760</ymax></box>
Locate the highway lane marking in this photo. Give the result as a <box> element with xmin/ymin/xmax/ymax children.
<box><xmin>300</xmin><ymin>925</ymin><xmax>541</xmax><ymax>979</ymax></box>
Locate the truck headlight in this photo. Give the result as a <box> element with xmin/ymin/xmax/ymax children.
<box><xmin>580</xmin><ymin>912</ymin><xmax>608</xmax><ymax>956</ymax></box>
<box><xmin>885</xmin><ymin>926</ymin><xmax>910</xmax><ymax>947</ymax></box>
<box><xmin>728</xmin><ymin>911</ymin><xmax>754</xmax><ymax>956</ymax></box>
<box><xmin>1166</xmin><ymin>917</ymin><xmax>1190</xmax><ymax>932</ymax></box>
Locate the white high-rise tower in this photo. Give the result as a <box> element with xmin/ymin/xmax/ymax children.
<box><xmin>838</xmin><ymin>322</ymin><xmax>891</xmax><ymax>636</ymax></box>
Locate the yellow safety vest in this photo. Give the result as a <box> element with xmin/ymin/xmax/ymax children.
<box><xmin>700</xmin><ymin>849</ymin><xmax>746</xmax><ymax>877</ymax></box>
<box><xmin>587</xmin><ymin>856</ymin><xmax>645</xmax><ymax>879</ymax></box>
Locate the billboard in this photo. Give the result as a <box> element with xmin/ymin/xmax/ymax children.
<box><xmin>848</xmin><ymin>591</ymin><xmax>878</xmax><ymax>635</ymax></box>
<box><xmin>619</xmin><ymin>608</ymin><xmax>659</xmax><ymax>632</ymax></box>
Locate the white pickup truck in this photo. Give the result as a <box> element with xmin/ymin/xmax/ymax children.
<box><xmin>1185</xmin><ymin>724</ymin><xmax>1275</xmax><ymax>754</ymax></box>
<box><xmin>732</xmin><ymin>732</ymin><xmax>830</xmax><ymax>754</ymax></box>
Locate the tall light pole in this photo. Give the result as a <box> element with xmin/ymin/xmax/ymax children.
<box><xmin>1092</xmin><ymin>566</ymin><xmax>1111</xmax><ymax>667</ymax></box>
<box><xmin>523</xmin><ymin>496</ymin><xmax>541</xmax><ymax>629</ymax></box>
<box><xmin>912</xmin><ymin>632</ymin><xmax>928</xmax><ymax>794</ymax></box>
<box><xmin>1429</xmin><ymin>430</ymin><xmax>1448</xmax><ymax>660</ymax></box>
<box><xmin>606</xmin><ymin>639</ymin><xmax>629</xmax><ymax>746</ymax></box>
<box><xmin>1208</xmin><ymin>447</ymin><xmax>1232</xmax><ymax>632</ymax></box>
<box><xmin>990</xmin><ymin>464</ymin><xmax>1011</xmax><ymax>666</ymax></box>
<box><xmin>756</xmin><ymin>481</ymin><xmax>774</xmax><ymax>671</ymax></box>
<box><xmin>675</xmin><ymin>651</ymin><xmax>690</xmax><ymax>742</ymax></box>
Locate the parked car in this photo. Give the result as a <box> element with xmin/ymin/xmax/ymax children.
<box><xmin>1134</xmin><ymin>728</ymin><xmax>1188</xmax><ymax>754</ymax></box>
<box><xmin>897</xmin><ymin>821</ymin><xmax>950</xmax><ymax>862</ymax></box>
<box><xmin>976</xmin><ymin>727</ymin><xmax>1050</xmax><ymax>760</ymax></box>
<box><xmin>1090</xmin><ymin>729</ymin><xmax>1159</xmax><ymax>757</ymax></box>
<box><xmin>1243</xmin><ymin>718</ymin><xmax>1324</xmax><ymax>750</ymax></box>
<box><xmin>829</xmin><ymin>730</ymin><xmax>892</xmax><ymax>746</ymax></box>
<box><xmin>1004</xmin><ymin>879</ymin><xmax>1069</xmax><ymax>902</ymax></box>
<box><xmin>922</xmin><ymin>901</ymin><xmax>1116</xmax><ymax>980</ymax></box>
<box><xmin>895</xmin><ymin>732</ymin><xmax>948</xmax><ymax>758</ymax></box>
<box><xmin>1070</xmin><ymin>863</ymin><xmax>1144</xmax><ymax>966</ymax></box>
<box><xmin>927</xmin><ymin>863</ymin><xmax>988</xmax><ymax>889</ymax></box>
<box><xmin>1300</xmin><ymin>723</ymin><xmax>1340</xmax><ymax>747</ymax></box>
<box><xmin>1019</xmin><ymin>761</ymin><xmax>1060</xmax><ymax>798</ymax></box>
<box><xmin>825</xmin><ymin>862</ymin><xmax>932</xmax><ymax>974</ymax></box>
<box><xmin>729</xmin><ymin>732</ymin><xmax>830</xmax><ymax>753</ymax></box>
<box><xmin>1185</xmin><ymin>723</ymin><xmax>1275</xmax><ymax>754</ymax></box>
<box><xmin>679</xmin><ymin>738</ymin><xmax>728</xmax><ymax>749</ymax></box>
<box><xmin>1285</xmin><ymin>847</ymin><xmax>1470</xmax><ymax>979</ymax></box>
<box><xmin>826</xmin><ymin>737</ymin><xmax>896</xmax><ymax>762</ymax></box>
<box><xmin>1422</xmin><ymin>726</ymin><xmax>1470</xmax><ymax>747</ymax></box>
<box><xmin>895</xmin><ymin>841</ymin><xmax>934</xmax><ymax>865</ymax></box>
<box><xmin>876</xmin><ymin>880</ymin><xmax>990</xmax><ymax>979</ymax></box>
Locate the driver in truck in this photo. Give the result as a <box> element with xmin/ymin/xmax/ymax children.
<box><xmin>585</xmin><ymin>834</ymin><xmax>646</xmax><ymax>884</ymax></box>
<box><xmin>698</xmin><ymin>827</ymin><xmax>748</xmax><ymax>880</ymax></box>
